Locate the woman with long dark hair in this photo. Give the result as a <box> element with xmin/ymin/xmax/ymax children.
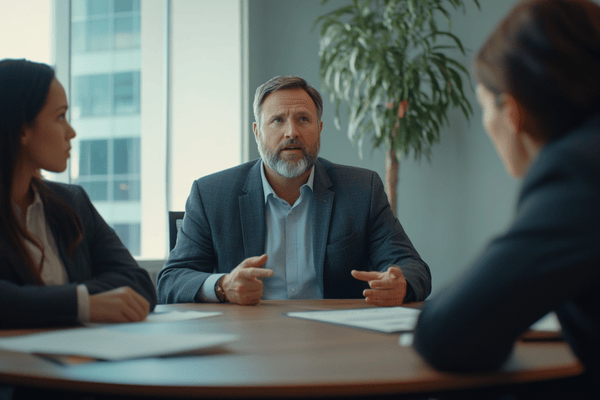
<box><xmin>413</xmin><ymin>0</ymin><xmax>600</xmax><ymax>394</ymax></box>
<box><xmin>0</xmin><ymin>59</ymin><xmax>156</xmax><ymax>327</ymax></box>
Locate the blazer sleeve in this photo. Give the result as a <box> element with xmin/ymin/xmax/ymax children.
<box><xmin>0</xmin><ymin>184</ymin><xmax>156</xmax><ymax>328</ymax></box>
<box><xmin>412</xmin><ymin>146</ymin><xmax>600</xmax><ymax>371</ymax></box>
<box><xmin>366</xmin><ymin>171</ymin><xmax>431</xmax><ymax>302</ymax></box>
<box><xmin>157</xmin><ymin>180</ymin><xmax>217</xmax><ymax>303</ymax></box>
<box><xmin>70</xmin><ymin>185</ymin><xmax>157</xmax><ymax>310</ymax></box>
<box><xmin>0</xmin><ymin>268</ymin><xmax>79</xmax><ymax>328</ymax></box>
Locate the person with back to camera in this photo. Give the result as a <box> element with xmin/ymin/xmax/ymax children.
<box><xmin>158</xmin><ymin>75</ymin><xmax>431</xmax><ymax>306</ymax></box>
<box><xmin>413</xmin><ymin>0</ymin><xmax>600</xmax><ymax>397</ymax></box>
<box><xmin>0</xmin><ymin>58</ymin><xmax>157</xmax><ymax>329</ymax></box>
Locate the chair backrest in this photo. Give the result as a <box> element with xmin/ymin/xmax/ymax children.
<box><xmin>168</xmin><ymin>211</ymin><xmax>185</xmax><ymax>252</ymax></box>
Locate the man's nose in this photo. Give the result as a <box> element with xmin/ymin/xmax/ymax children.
<box><xmin>284</xmin><ymin>121</ymin><xmax>299</xmax><ymax>139</ymax></box>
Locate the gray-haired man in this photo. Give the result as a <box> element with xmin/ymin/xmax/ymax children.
<box><xmin>158</xmin><ymin>76</ymin><xmax>431</xmax><ymax>306</ymax></box>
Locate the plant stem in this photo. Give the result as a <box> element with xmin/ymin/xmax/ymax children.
<box><xmin>385</xmin><ymin>146</ymin><xmax>399</xmax><ymax>217</ymax></box>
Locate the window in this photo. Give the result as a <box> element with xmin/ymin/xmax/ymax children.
<box><xmin>50</xmin><ymin>0</ymin><xmax>243</xmax><ymax>262</ymax></box>
<box><xmin>75</xmin><ymin>138</ymin><xmax>140</xmax><ymax>202</ymax></box>
<box><xmin>72</xmin><ymin>72</ymin><xmax>139</xmax><ymax>118</ymax></box>
<box><xmin>72</xmin><ymin>0</ymin><xmax>140</xmax><ymax>54</ymax></box>
<box><xmin>113</xmin><ymin>223</ymin><xmax>140</xmax><ymax>256</ymax></box>
<box><xmin>69</xmin><ymin>0</ymin><xmax>143</xmax><ymax>255</ymax></box>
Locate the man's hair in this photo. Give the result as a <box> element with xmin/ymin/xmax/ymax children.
<box><xmin>253</xmin><ymin>76</ymin><xmax>323</xmax><ymax>128</ymax></box>
<box><xmin>474</xmin><ymin>0</ymin><xmax>600</xmax><ymax>141</ymax></box>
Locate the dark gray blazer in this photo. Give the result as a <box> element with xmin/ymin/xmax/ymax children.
<box><xmin>158</xmin><ymin>157</ymin><xmax>431</xmax><ymax>303</ymax></box>
<box><xmin>413</xmin><ymin>113</ymin><xmax>600</xmax><ymax>376</ymax></box>
<box><xmin>0</xmin><ymin>181</ymin><xmax>157</xmax><ymax>328</ymax></box>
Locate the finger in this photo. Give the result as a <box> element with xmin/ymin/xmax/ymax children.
<box><xmin>239</xmin><ymin>292</ymin><xmax>263</xmax><ymax>305</ymax></box>
<box><xmin>229</xmin><ymin>287</ymin><xmax>263</xmax><ymax>305</ymax></box>
<box><xmin>128</xmin><ymin>294</ymin><xmax>150</xmax><ymax>320</ymax></box>
<box><xmin>122</xmin><ymin>305</ymin><xmax>146</xmax><ymax>322</ymax></box>
<box><xmin>239</xmin><ymin>267</ymin><xmax>274</xmax><ymax>279</ymax></box>
<box><xmin>363</xmin><ymin>288</ymin><xmax>395</xmax><ymax>299</ymax></box>
<box><xmin>387</xmin><ymin>266</ymin><xmax>405</xmax><ymax>279</ymax></box>
<box><xmin>119</xmin><ymin>287</ymin><xmax>150</xmax><ymax>320</ymax></box>
<box><xmin>240</xmin><ymin>254</ymin><xmax>269</xmax><ymax>269</ymax></box>
<box><xmin>227</xmin><ymin>279</ymin><xmax>264</xmax><ymax>297</ymax></box>
<box><xmin>351</xmin><ymin>270</ymin><xmax>382</xmax><ymax>282</ymax></box>
<box><xmin>369</xmin><ymin>279</ymin><xmax>396</xmax><ymax>289</ymax></box>
<box><xmin>364</xmin><ymin>296</ymin><xmax>403</xmax><ymax>307</ymax></box>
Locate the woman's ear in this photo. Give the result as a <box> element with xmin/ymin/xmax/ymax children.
<box><xmin>501</xmin><ymin>94</ymin><xmax>525</xmax><ymax>135</ymax></box>
<box><xmin>20</xmin><ymin>126</ymin><xmax>33</xmax><ymax>147</ymax></box>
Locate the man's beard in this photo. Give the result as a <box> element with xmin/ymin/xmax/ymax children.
<box><xmin>258</xmin><ymin>137</ymin><xmax>319</xmax><ymax>178</ymax></box>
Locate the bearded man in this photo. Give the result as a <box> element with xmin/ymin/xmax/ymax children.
<box><xmin>157</xmin><ymin>76</ymin><xmax>431</xmax><ymax>306</ymax></box>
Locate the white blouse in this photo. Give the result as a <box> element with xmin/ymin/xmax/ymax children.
<box><xmin>17</xmin><ymin>186</ymin><xmax>90</xmax><ymax>322</ymax></box>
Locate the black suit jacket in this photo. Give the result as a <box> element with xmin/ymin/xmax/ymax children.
<box><xmin>0</xmin><ymin>181</ymin><xmax>157</xmax><ymax>328</ymax></box>
<box><xmin>413</xmin><ymin>113</ymin><xmax>600</xmax><ymax>375</ymax></box>
<box><xmin>158</xmin><ymin>157</ymin><xmax>431</xmax><ymax>303</ymax></box>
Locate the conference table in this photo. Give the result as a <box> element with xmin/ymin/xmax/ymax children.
<box><xmin>0</xmin><ymin>300</ymin><xmax>584</xmax><ymax>399</ymax></box>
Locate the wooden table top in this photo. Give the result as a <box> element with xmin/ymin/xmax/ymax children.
<box><xmin>0</xmin><ymin>300</ymin><xmax>584</xmax><ymax>398</ymax></box>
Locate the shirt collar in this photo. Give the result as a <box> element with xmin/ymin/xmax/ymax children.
<box><xmin>26</xmin><ymin>184</ymin><xmax>44</xmax><ymax>224</ymax></box>
<box><xmin>260</xmin><ymin>160</ymin><xmax>315</xmax><ymax>204</ymax></box>
<box><xmin>14</xmin><ymin>183</ymin><xmax>44</xmax><ymax>222</ymax></box>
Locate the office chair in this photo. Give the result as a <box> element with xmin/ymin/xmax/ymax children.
<box><xmin>168</xmin><ymin>211</ymin><xmax>185</xmax><ymax>252</ymax></box>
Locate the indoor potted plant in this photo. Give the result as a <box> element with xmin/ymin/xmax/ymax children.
<box><xmin>315</xmin><ymin>0</ymin><xmax>480</xmax><ymax>215</ymax></box>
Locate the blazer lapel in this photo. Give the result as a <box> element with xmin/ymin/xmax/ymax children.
<box><xmin>239</xmin><ymin>160</ymin><xmax>267</xmax><ymax>258</ymax></box>
<box><xmin>50</xmin><ymin>225</ymin><xmax>80</xmax><ymax>283</ymax></box>
<box><xmin>312</xmin><ymin>160</ymin><xmax>334</xmax><ymax>293</ymax></box>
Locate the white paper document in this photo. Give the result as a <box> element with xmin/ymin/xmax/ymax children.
<box><xmin>529</xmin><ymin>312</ymin><xmax>561</xmax><ymax>332</ymax></box>
<box><xmin>287</xmin><ymin>307</ymin><xmax>421</xmax><ymax>333</ymax></box>
<box><xmin>144</xmin><ymin>310</ymin><xmax>222</xmax><ymax>323</ymax></box>
<box><xmin>0</xmin><ymin>328</ymin><xmax>237</xmax><ymax>361</ymax></box>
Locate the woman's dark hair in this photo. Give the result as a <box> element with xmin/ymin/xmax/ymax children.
<box><xmin>474</xmin><ymin>0</ymin><xmax>600</xmax><ymax>141</ymax></box>
<box><xmin>0</xmin><ymin>59</ymin><xmax>82</xmax><ymax>284</ymax></box>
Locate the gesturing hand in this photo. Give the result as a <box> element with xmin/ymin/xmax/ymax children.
<box><xmin>89</xmin><ymin>286</ymin><xmax>150</xmax><ymax>323</ymax></box>
<box><xmin>221</xmin><ymin>254</ymin><xmax>273</xmax><ymax>305</ymax></box>
<box><xmin>351</xmin><ymin>266</ymin><xmax>407</xmax><ymax>307</ymax></box>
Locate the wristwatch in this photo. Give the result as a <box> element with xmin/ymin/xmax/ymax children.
<box><xmin>215</xmin><ymin>276</ymin><xmax>227</xmax><ymax>303</ymax></box>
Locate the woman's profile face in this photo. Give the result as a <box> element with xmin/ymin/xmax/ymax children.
<box><xmin>19</xmin><ymin>78</ymin><xmax>76</xmax><ymax>174</ymax></box>
<box><xmin>476</xmin><ymin>84</ymin><xmax>529</xmax><ymax>178</ymax></box>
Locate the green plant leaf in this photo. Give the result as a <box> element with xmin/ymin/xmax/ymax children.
<box><xmin>316</xmin><ymin>0</ymin><xmax>478</xmax><ymax>162</ymax></box>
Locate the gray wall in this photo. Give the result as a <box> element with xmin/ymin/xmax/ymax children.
<box><xmin>247</xmin><ymin>0</ymin><xmax>521</xmax><ymax>294</ymax></box>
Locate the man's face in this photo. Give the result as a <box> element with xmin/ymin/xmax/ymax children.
<box><xmin>253</xmin><ymin>88</ymin><xmax>323</xmax><ymax>179</ymax></box>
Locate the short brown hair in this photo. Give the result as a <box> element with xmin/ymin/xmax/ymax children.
<box><xmin>253</xmin><ymin>76</ymin><xmax>323</xmax><ymax>127</ymax></box>
<box><xmin>474</xmin><ymin>0</ymin><xmax>600</xmax><ymax>140</ymax></box>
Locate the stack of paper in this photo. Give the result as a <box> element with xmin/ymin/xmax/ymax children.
<box><xmin>0</xmin><ymin>328</ymin><xmax>237</xmax><ymax>361</ymax></box>
<box><xmin>287</xmin><ymin>306</ymin><xmax>421</xmax><ymax>333</ymax></box>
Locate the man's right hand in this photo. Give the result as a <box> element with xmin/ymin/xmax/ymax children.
<box><xmin>220</xmin><ymin>254</ymin><xmax>273</xmax><ymax>305</ymax></box>
<box><xmin>89</xmin><ymin>286</ymin><xmax>150</xmax><ymax>323</ymax></box>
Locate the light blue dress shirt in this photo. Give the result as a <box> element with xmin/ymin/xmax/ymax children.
<box><xmin>198</xmin><ymin>161</ymin><xmax>322</xmax><ymax>302</ymax></box>
<box><xmin>260</xmin><ymin>162</ymin><xmax>321</xmax><ymax>300</ymax></box>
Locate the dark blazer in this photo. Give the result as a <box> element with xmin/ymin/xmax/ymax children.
<box><xmin>158</xmin><ymin>157</ymin><xmax>431</xmax><ymax>303</ymax></box>
<box><xmin>413</xmin><ymin>113</ymin><xmax>600</xmax><ymax>376</ymax></box>
<box><xmin>0</xmin><ymin>181</ymin><xmax>157</xmax><ymax>328</ymax></box>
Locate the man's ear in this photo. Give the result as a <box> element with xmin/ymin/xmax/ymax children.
<box><xmin>252</xmin><ymin>122</ymin><xmax>259</xmax><ymax>142</ymax></box>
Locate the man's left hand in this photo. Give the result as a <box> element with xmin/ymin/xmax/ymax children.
<box><xmin>351</xmin><ymin>266</ymin><xmax>407</xmax><ymax>307</ymax></box>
